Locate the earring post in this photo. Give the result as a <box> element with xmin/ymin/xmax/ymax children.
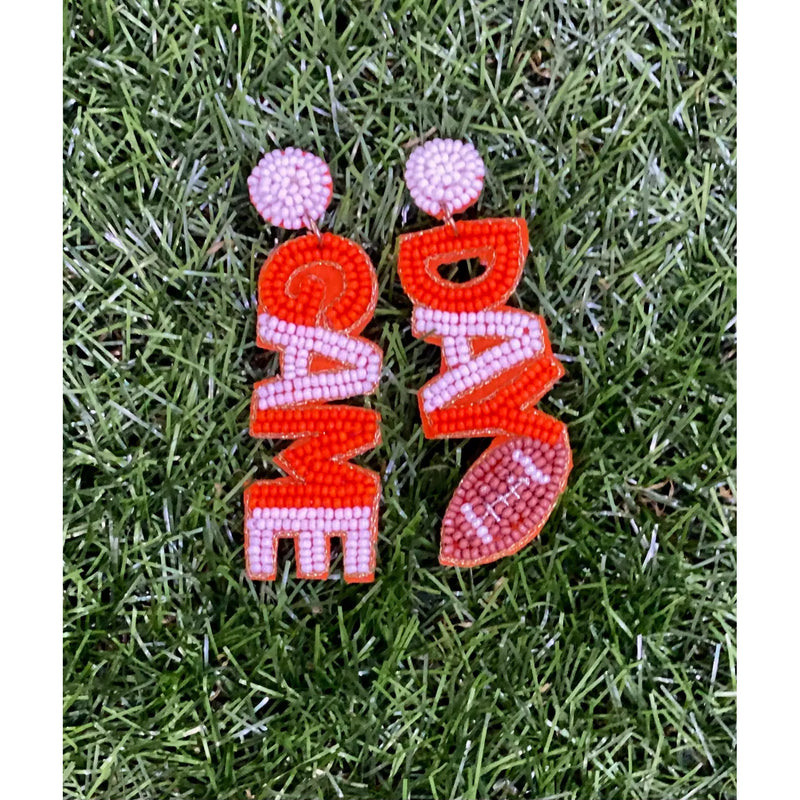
<box><xmin>443</xmin><ymin>207</ymin><xmax>459</xmax><ymax>236</ymax></box>
<box><xmin>305</xmin><ymin>215</ymin><xmax>324</xmax><ymax>245</ymax></box>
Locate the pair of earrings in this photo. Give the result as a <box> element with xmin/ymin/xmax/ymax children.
<box><xmin>243</xmin><ymin>140</ymin><xmax>572</xmax><ymax>584</ymax></box>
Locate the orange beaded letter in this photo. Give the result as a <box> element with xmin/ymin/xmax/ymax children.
<box><xmin>244</xmin><ymin>232</ymin><xmax>384</xmax><ymax>583</ymax></box>
<box><xmin>396</xmin><ymin>217</ymin><xmax>572</xmax><ymax>568</ymax></box>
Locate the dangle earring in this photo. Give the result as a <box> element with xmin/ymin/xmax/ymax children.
<box><xmin>243</xmin><ymin>148</ymin><xmax>383</xmax><ymax>583</ymax></box>
<box><xmin>397</xmin><ymin>138</ymin><xmax>572</xmax><ymax>567</ymax></box>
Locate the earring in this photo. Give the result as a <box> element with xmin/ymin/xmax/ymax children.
<box><xmin>398</xmin><ymin>138</ymin><xmax>572</xmax><ymax>568</ymax></box>
<box><xmin>243</xmin><ymin>148</ymin><xmax>383</xmax><ymax>583</ymax></box>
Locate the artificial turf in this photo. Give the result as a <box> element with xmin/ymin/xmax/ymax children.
<box><xmin>63</xmin><ymin>1</ymin><xmax>737</xmax><ymax>797</ymax></box>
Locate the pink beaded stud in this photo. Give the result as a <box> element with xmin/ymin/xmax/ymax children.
<box><xmin>247</xmin><ymin>147</ymin><xmax>333</xmax><ymax>230</ymax></box>
<box><xmin>404</xmin><ymin>138</ymin><xmax>486</xmax><ymax>220</ymax></box>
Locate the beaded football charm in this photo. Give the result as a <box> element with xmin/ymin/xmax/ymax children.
<box><xmin>244</xmin><ymin>148</ymin><xmax>383</xmax><ymax>583</ymax></box>
<box><xmin>399</xmin><ymin>138</ymin><xmax>572</xmax><ymax>567</ymax></box>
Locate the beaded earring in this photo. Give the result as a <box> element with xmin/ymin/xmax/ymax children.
<box><xmin>398</xmin><ymin>138</ymin><xmax>572</xmax><ymax>567</ymax></box>
<box><xmin>243</xmin><ymin>148</ymin><xmax>383</xmax><ymax>583</ymax></box>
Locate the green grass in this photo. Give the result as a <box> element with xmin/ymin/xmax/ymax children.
<box><xmin>63</xmin><ymin>1</ymin><xmax>736</xmax><ymax>798</ymax></box>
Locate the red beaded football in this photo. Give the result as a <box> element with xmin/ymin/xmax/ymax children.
<box><xmin>440</xmin><ymin>429</ymin><xmax>572</xmax><ymax>567</ymax></box>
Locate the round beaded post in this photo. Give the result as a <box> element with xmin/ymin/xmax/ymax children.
<box><xmin>243</xmin><ymin>148</ymin><xmax>384</xmax><ymax>583</ymax></box>
<box><xmin>405</xmin><ymin>138</ymin><xmax>485</xmax><ymax>220</ymax></box>
<box><xmin>398</xmin><ymin>137</ymin><xmax>572</xmax><ymax>567</ymax></box>
<box><xmin>248</xmin><ymin>147</ymin><xmax>333</xmax><ymax>230</ymax></box>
